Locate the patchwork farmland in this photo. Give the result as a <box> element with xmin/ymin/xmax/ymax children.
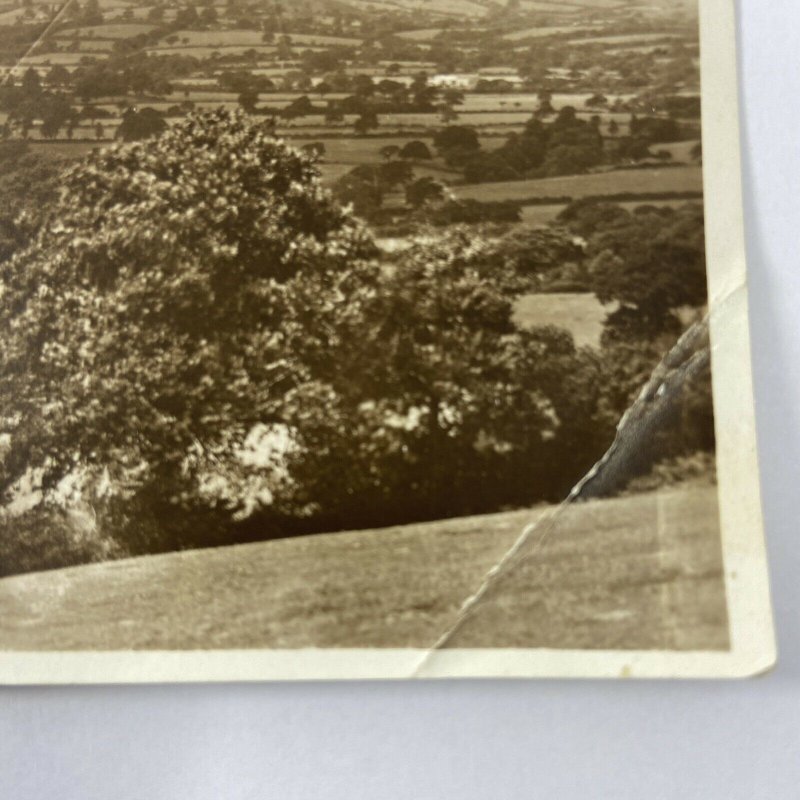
<box><xmin>0</xmin><ymin>0</ymin><xmax>705</xmax><ymax>428</ymax></box>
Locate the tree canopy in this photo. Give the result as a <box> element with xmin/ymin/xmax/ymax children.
<box><xmin>559</xmin><ymin>200</ymin><xmax>708</xmax><ymax>339</ymax></box>
<box><xmin>0</xmin><ymin>110</ymin><xmax>616</xmax><ymax>552</ymax></box>
<box><xmin>0</xmin><ymin>109</ymin><xmax>375</xmax><ymax>523</ymax></box>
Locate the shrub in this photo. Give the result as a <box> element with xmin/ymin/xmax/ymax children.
<box><xmin>432</xmin><ymin>124</ymin><xmax>480</xmax><ymax>154</ymax></box>
<box><xmin>462</xmin><ymin>152</ymin><xmax>520</xmax><ymax>183</ymax></box>
<box><xmin>0</xmin><ymin>506</ymin><xmax>122</xmax><ymax>578</ymax></box>
<box><xmin>622</xmin><ymin>452</ymin><xmax>716</xmax><ymax>495</ymax></box>
<box><xmin>399</xmin><ymin>140</ymin><xmax>432</xmax><ymax>160</ymax></box>
<box><xmin>425</xmin><ymin>199</ymin><xmax>521</xmax><ymax>225</ymax></box>
<box><xmin>405</xmin><ymin>176</ymin><xmax>445</xmax><ymax>208</ymax></box>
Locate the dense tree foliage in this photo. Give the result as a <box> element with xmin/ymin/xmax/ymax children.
<box><xmin>0</xmin><ymin>111</ymin><xmax>622</xmax><ymax>558</ymax></box>
<box><xmin>0</xmin><ymin>143</ymin><xmax>65</xmax><ymax>264</ymax></box>
<box><xmin>405</xmin><ymin>177</ymin><xmax>445</xmax><ymax>208</ymax></box>
<box><xmin>115</xmin><ymin>107</ymin><xmax>167</xmax><ymax>141</ymax></box>
<box><xmin>559</xmin><ymin>200</ymin><xmax>707</xmax><ymax>339</ymax></box>
<box><xmin>265</xmin><ymin>230</ymin><xmax>610</xmax><ymax>531</ymax></box>
<box><xmin>0</xmin><ymin>110</ymin><xmax>375</xmax><ymax>537</ymax></box>
<box><xmin>399</xmin><ymin>140</ymin><xmax>432</xmax><ymax>160</ymax></box>
<box><xmin>461</xmin><ymin>106</ymin><xmax>605</xmax><ymax>183</ymax></box>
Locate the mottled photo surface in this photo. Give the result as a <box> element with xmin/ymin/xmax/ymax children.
<box><xmin>0</xmin><ymin>0</ymin><xmax>774</xmax><ymax>680</ymax></box>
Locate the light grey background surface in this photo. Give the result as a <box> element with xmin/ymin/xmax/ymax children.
<box><xmin>1</xmin><ymin>1</ymin><xmax>798</xmax><ymax>796</ymax></box>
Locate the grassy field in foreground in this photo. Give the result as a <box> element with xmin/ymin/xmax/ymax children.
<box><xmin>0</xmin><ymin>486</ymin><xmax>728</xmax><ymax>651</ymax></box>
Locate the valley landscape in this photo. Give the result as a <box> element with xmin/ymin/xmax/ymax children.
<box><xmin>0</xmin><ymin>0</ymin><xmax>726</xmax><ymax>656</ymax></box>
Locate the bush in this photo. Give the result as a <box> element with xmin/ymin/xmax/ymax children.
<box><xmin>622</xmin><ymin>452</ymin><xmax>716</xmax><ymax>495</ymax></box>
<box><xmin>432</xmin><ymin>125</ymin><xmax>480</xmax><ymax>154</ymax></box>
<box><xmin>629</xmin><ymin>115</ymin><xmax>682</xmax><ymax>143</ymax></box>
<box><xmin>405</xmin><ymin>176</ymin><xmax>445</xmax><ymax>208</ymax></box>
<box><xmin>425</xmin><ymin>199</ymin><xmax>521</xmax><ymax>225</ymax></box>
<box><xmin>399</xmin><ymin>140</ymin><xmax>432</xmax><ymax>160</ymax></box>
<box><xmin>0</xmin><ymin>506</ymin><xmax>122</xmax><ymax>578</ymax></box>
<box><xmin>463</xmin><ymin>152</ymin><xmax>520</xmax><ymax>183</ymax></box>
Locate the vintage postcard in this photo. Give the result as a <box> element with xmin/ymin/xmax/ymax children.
<box><xmin>0</xmin><ymin>0</ymin><xmax>774</xmax><ymax>682</ymax></box>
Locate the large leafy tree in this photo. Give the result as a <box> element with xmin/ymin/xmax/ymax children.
<box><xmin>0</xmin><ymin>111</ymin><xmax>614</xmax><ymax>559</ymax></box>
<box><xmin>560</xmin><ymin>201</ymin><xmax>708</xmax><ymax>340</ymax></box>
<box><xmin>115</xmin><ymin>106</ymin><xmax>167</xmax><ymax>141</ymax></box>
<box><xmin>0</xmin><ymin>109</ymin><xmax>374</xmax><ymax>527</ymax></box>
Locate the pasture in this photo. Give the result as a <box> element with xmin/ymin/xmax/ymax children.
<box><xmin>454</xmin><ymin>165</ymin><xmax>704</xmax><ymax>203</ymax></box>
<box><xmin>654</xmin><ymin>140</ymin><xmax>701</xmax><ymax>161</ymax></box>
<box><xmin>394</xmin><ymin>28</ymin><xmax>445</xmax><ymax>41</ymax></box>
<box><xmin>156</xmin><ymin>29</ymin><xmax>265</xmax><ymax>47</ymax></box>
<box><xmin>281</xmin><ymin>32</ymin><xmax>362</xmax><ymax>46</ymax></box>
<box><xmin>514</xmin><ymin>292</ymin><xmax>609</xmax><ymax>347</ymax></box>
<box><xmin>55</xmin><ymin>23</ymin><xmax>156</xmax><ymax>39</ymax></box>
<box><xmin>145</xmin><ymin>44</ymin><xmax>280</xmax><ymax>57</ymax></box>
<box><xmin>569</xmin><ymin>32</ymin><xmax>684</xmax><ymax>45</ymax></box>
<box><xmin>517</xmin><ymin>0</ymin><xmax>584</xmax><ymax>12</ymax></box>
<box><xmin>0</xmin><ymin>486</ymin><xmax>727</xmax><ymax>651</ymax></box>
<box><xmin>16</xmin><ymin>53</ymin><xmax>94</xmax><ymax>66</ymax></box>
<box><xmin>503</xmin><ymin>25</ymin><xmax>597</xmax><ymax>40</ymax></box>
<box><xmin>355</xmin><ymin>0</ymin><xmax>488</xmax><ymax>16</ymax></box>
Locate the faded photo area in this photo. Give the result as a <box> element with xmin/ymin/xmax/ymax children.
<box><xmin>0</xmin><ymin>0</ymin><xmax>727</xmax><ymax>657</ymax></box>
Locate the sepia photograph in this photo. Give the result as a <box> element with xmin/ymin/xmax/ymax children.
<box><xmin>0</xmin><ymin>0</ymin><xmax>774</xmax><ymax>681</ymax></box>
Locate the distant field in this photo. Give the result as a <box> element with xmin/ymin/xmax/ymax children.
<box><xmin>460</xmin><ymin>91</ymin><xmax>635</xmax><ymax>111</ymax></box>
<box><xmin>55</xmin><ymin>40</ymin><xmax>114</xmax><ymax>52</ymax></box>
<box><xmin>145</xmin><ymin>29</ymin><xmax>362</xmax><ymax>48</ymax></box>
<box><xmin>519</xmin><ymin>204</ymin><xmax>566</xmax><ymax>226</ymax></box>
<box><xmin>606</xmin><ymin>44</ymin><xmax>675</xmax><ymax>55</ymax></box>
<box><xmin>569</xmin><ymin>32</ymin><xmax>686</xmax><ymax>45</ymax></box>
<box><xmin>28</xmin><ymin>141</ymin><xmax>98</xmax><ymax>158</ymax></box>
<box><xmin>381</xmin><ymin>110</ymin><xmax>534</xmax><ymax>127</ymax></box>
<box><xmin>55</xmin><ymin>23</ymin><xmax>156</xmax><ymax>39</ymax></box>
<box><xmin>461</xmin><ymin>91</ymin><xmax>636</xmax><ymax>110</ymax></box>
<box><xmin>570</xmin><ymin>0</ymin><xmax>637</xmax><ymax>7</ymax></box>
<box><xmin>395</xmin><ymin>28</ymin><xmax>444</xmax><ymax>40</ymax></box>
<box><xmin>515</xmin><ymin>292</ymin><xmax>609</xmax><ymax>347</ymax></box>
<box><xmin>94</xmin><ymin>0</ymin><xmax>139</xmax><ymax>8</ymax></box>
<box><xmin>21</xmin><ymin>125</ymin><xmax>111</xmax><ymax>141</ymax></box>
<box><xmin>503</xmin><ymin>25</ymin><xmax>597</xmax><ymax>40</ymax></box>
<box><xmin>283</xmin><ymin>32</ymin><xmax>362</xmax><ymax>46</ymax></box>
<box><xmin>145</xmin><ymin>44</ymin><xmax>280</xmax><ymax>57</ymax></box>
<box><xmin>0</xmin><ymin>8</ymin><xmax>26</xmax><ymax>25</ymax></box>
<box><xmin>454</xmin><ymin>165</ymin><xmax>704</xmax><ymax>203</ymax></box>
<box><xmin>157</xmin><ymin>29</ymin><xmax>265</xmax><ymax>46</ymax></box>
<box><xmin>296</xmin><ymin>134</ymin><xmax>504</xmax><ymax>162</ymax></box>
<box><xmin>0</xmin><ymin>486</ymin><xmax>727</xmax><ymax>651</ymax></box>
<box><xmin>517</xmin><ymin>0</ymin><xmax>583</xmax><ymax>11</ymax></box>
<box><xmin>654</xmin><ymin>139</ymin><xmax>701</xmax><ymax>161</ymax></box>
<box><xmin>370</xmin><ymin>0</ymin><xmax>488</xmax><ymax>16</ymax></box>
<box><xmin>16</xmin><ymin>53</ymin><xmax>93</xmax><ymax>66</ymax></box>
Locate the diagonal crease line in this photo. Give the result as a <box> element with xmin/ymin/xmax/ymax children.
<box><xmin>409</xmin><ymin>279</ymin><xmax>746</xmax><ymax>676</ymax></box>
<box><xmin>1</xmin><ymin>1</ymin><xmax>76</xmax><ymax>88</ymax></box>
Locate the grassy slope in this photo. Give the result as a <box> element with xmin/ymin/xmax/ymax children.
<box><xmin>0</xmin><ymin>486</ymin><xmax>728</xmax><ymax>651</ymax></box>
